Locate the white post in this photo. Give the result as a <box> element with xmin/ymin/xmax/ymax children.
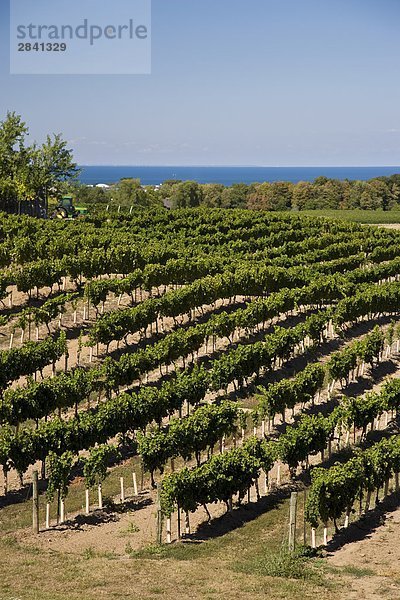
<box><xmin>85</xmin><ymin>489</ymin><xmax>90</xmax><ymax>515</ymax></box>
<box><xmin>46</xmin><ymin>502</ymin><xmax>51</xmax><ymax>529</ymax></box>
<box><xmin>133</xmin><ymin>472</ymin><xmax>138</xmax><ymax>496</ymax></box>
<box><xmin>311</xmin><ymin>528</ymin><xmax>316</xmax><ymax>549</ymax></box>
<box><xmin>60</xmin><ymin>498</ymin><xmax>65</xmax><ymax>524</ymax></box>
<box><xmin>20</xmin><ymin>329</ymin><xmax>24</xmax><ymax>344</ymax></box>
<box><xmin>98</xmin><ymin>483</ymin><xmax>103</xmax><ymax>509</ymax></box>
<box><xmin>9</xmin><ymin>333</ymin><xmax>13</xmax><ymax>349</ymax></box>
<box><xmin>261</xmin><ymin>420</ymin><xmax>266</xmax><ymax>437</ymax></box>
<box><xmin>166</xmin><ymin>517</ymin><xmax>172</xmax><ymax>544</ymax></box>
<box><xmin>73</xmin><ymin>310</ymin><xmax>77</xmax><ymax>324</ymax></box>
<box><xmin>120</xmin><ymin>476</ymin><xmax>125</xmax><ymax>503</ymax></box>
<box><xmin>344</xmin><ymin>508</ymin><xmax>350</xmax><ymax>528</ymax></box>
<box><xmin>89</xmin><ymin>347</ymin><xmax>93</xmax><ymax>363</ymax></box>
<box><xmin>276</xmin><ymin>464</ymin><xmax>281</xmax><ymax>486</ymax></box>
<box><xmin>323</xmin><ymin>526</ymin><xmax>328</xmax><ymax>546</ymax></box>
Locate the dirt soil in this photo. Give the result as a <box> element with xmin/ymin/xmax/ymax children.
<box><xmin>327</xmin><ymin>498</ymin><xmax>400</xmax><ymax>599</ymax></box>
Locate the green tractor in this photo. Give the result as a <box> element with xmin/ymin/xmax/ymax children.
<box><xmin>51</xmin><ymin>196</ymin><xmax>88</xmax><ymax>220</ymax></box>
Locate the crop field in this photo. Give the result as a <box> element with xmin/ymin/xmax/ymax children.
<box><xmin>1</xmin><ymin>208</ymin><xmax>400</xmax><ymax>599</ymax></box>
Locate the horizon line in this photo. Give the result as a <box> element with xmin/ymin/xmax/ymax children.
<box><xmin>77</xmin><ymin>164</ymin><xmax>400</xmax><ymax>169</ymax></box>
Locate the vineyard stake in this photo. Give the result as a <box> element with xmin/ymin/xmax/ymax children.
<box><xmin>60</xmin><ymin>499</ymin><xmax>65</xmax><ymax>524</ymax></box>
<box><xmin>32</xmin><ymin>470</ymin><xmax>39</xmax><ymax>534</ymax></box>
<box><xmin>85</xmin><ymin>489</ymin><xmax>90</xmax><ymax>514</ymax></box>
<box><xmin>185</xmin><ymin>512</ymin><xmax>190</xmax><ymax>535</ymax></box>
<box><xmin>166</xmin><ymin>517</ymin><xmax>172</xmax><ymax>544</ymax></box>
<box><xmin>177</xmin><ymin>504</ymin><xmax>181</xmax><ymax>539</ymax></box>
<box><xmin>288</xmin><ymin>492</ymin><xmax>298</xmax><ymax>552</ymax></box>
<box><xmin>46</xmin><ymin>502</ymin><xmax>51</xmax><ymax>529</ymax></box>
<box><xmin>276</xmin><ymin>464</ymin><xmax>281</xmax><ymax>486</ymax></box>
<box><xmin>120</xmin><ymin>477</ymin><xmax>125</xmax><ymax>503</ymax></box>
<box><xmin>156</xmin><ymin>484</ymin><xmax>162</xmax><ymax>545</ymax></box>
<box><xmin>132</xmin><ymin>472</ymin><xmax>138</xmax><ymax>496</ymax></box>
<box><xmin>98</xmin><ymin>483</ymin><xmax>103</xmax><ymax>509</ymax></box>
<box><xmin>344</xmin><ymin>508</ymin><xmax>350</xmax><ymax>528</ymax></box>
<box><xmin>311</xmin><ymin>528</ymin><xmax>316</xmax><ymax>549</ymax></box>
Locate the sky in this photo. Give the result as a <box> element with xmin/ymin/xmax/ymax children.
<box><xmin>0</xmin><ymin>0</ymin><xmax>400</xmax><ymax>166</ymax></box>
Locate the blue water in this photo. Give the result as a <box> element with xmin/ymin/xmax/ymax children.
<box><xmin>78</xmin><ymin>166</ymin><xmax>400</xmax><ymax>186</ymax></box>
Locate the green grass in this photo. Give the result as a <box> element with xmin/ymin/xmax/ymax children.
<box><xmin>0</xmin><ymin>457</ymin><xmax>144</xmax><ymax>533</ymax></box>
<box><xmin>339</xmin><ymin>565</ymin><xmax>376</xmax><ymax>577</ymax></box>
<box><xmin>300</xmin><ymin>209</ymin><xmax>400</xmax><ymax>224</ymax></box>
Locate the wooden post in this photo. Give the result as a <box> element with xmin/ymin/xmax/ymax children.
<box><xmin>177</xmin><ymin>505</ymin><xmax>181</xmax><ymax>540</ymax></box>
<box><xmin>288</xmin><ymin>492</ymin><xmax>298</xmax><ymax>552</ymax></box>
<box><xmin>156</xmin><ymin>484</ymin><xmax>162</xmax><ymax>545</ymax></box>
<box><xmin>132</xmin><ymin>472</ymin><xmax>138</xmax><ymax>496</ymax></box>
<box><xmin>120</xmin><ymin>477</ymin><xmax>125</xmax><ymax>503</ymax></box>
<box><xmin>264</xmin><ymin>471</ymin><xmax>269</xmax><ymax>494</ymax></box>
<box><xmin>32</xmin><ymin>470</ymin><xmax>39</xmax><ymax>534</ymax></box>
<box><xmin>98</xmin><ymin>483</ymin><xmax>103</xmax><ymax>509</ymax></box>
<box><xmin>85</xmin><ymin>489</ymin><xmax>90</xmax><ymax>515</ymax></box>
<box><xmin>185</xmin><ymin>512</ymin><xmax>190</xmax><ymax>536</ymax></box>
<box><xmin>384</xmin><ymin>478</ymin><xmax>389</xmax><ymax>497</ymax></box>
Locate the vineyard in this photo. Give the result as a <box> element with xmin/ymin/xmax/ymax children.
<box><xmin>2</xmin><ymin>207</ymin><xmax>400</xmax><ymax>599</ymax></box>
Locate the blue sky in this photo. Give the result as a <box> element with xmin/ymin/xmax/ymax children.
<box><xmin>1</xmin><ymin>0</ymin><xmax>400</xmax><ymax>166</ymax></box>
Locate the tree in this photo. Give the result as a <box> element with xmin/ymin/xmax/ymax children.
<box><xmin>202</xmin><ymin>183</ymin><xmax>224</xmax><ymax>207</ymax></box>
<box><xmin>221</xmin><ymin>183</ymin><xmax>250</xmax><ymax>208</ymax></box>
<box><xmin>292</xmin><ymin>181</ymin><xmax>316</xmax><ymax>210</ymax></box>
<box><xmin>27</xmin><ymin>134</ymin><xmax>79</xmax><ymax>200</ymax></box>
<box><xmin>171</xmin><ymin>181</ymin><xmax>203</xmax><ymax>208</ymax></box>
<box><xmin>0</xmin><ymin>111</ymin><xmax>78</xmax><ymax>204</ymax></box>
<box><xmin>112</xmin><ymin>178</ymin><xmax>149</xmax><ymax>206</ymax></box>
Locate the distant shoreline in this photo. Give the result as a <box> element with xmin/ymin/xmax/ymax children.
<box><xmin>78</xmin><ymin>165</ymin><xmax>400</xmax><ymax>187</ymax></box>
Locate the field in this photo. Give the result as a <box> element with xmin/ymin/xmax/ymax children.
<box><xmin>2</xmin><ymin>207</ymin><xmax>400</xmax><ymax>599</ymax></box>
<box><xmin>298</xmin><ymin>210</ymin><xmax>400</xmax><ymax>224</ymax></box>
